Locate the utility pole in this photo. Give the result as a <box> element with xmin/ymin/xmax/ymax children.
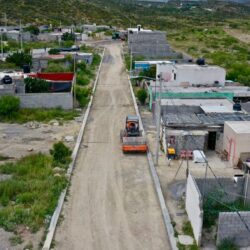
<box><xmin>130</xmin><ymin>50</ymin><xmax>133</xmax><ymax>77</ymax></box>
<box><xmin>19</xmin><ymin>20</ymin><xmax>23</xmax><ymax>52</ymax></box>
<box><xmin>73</xmin><ymin>54</ymin><xmax>77</xmax><ymax>108</ymax></box>
<box><xmin>4</xmin><ymin>13</ymin><xmax>7</xmax><ymax>29</ymax></box>
<box><xmin>155</xmin><ymin>72</ymin><xmax>163</xmax><ymax>166</ymax></box>
<box><xmin>0</xmin><ymin>32</ymin><xmax>3</xmax><ymax>59</ymax></box>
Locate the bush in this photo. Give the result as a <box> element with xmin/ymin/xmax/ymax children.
<box><xmin>136</xmin><ymin>89</ymin><xmax>148</xmax><ymax>105</ymax></box>
<box><xmin>62</xmin><ymin>32</ymin><xmax>76</xmax><ymax>41</ymax></box>
<box><xmin>25</xmin><ymin>78</ymin><xmax>50</xmax><ymax>93</ymax></box>
<box><xmin>50</xmin><ymin>142</ymin><xmax>72</xmax><ymax>166</ymax></box>
<box><xmin>76</xmin><ymin>73</ymin><xmax>90</xmax><ymax>86</ymax></box>
<box><xmin>217</xmin><ymin>238</ymin><xmax>239</xmax><ymax>250</ymax></box>
<box><xmin>0</xmin><ymin>96</ymin><xmax>20</xmax><ymax>117</ymax></box>
<box><xmin>6</xmin><ymin>52</ymin><xmax>32</xmax><ymax>68</ymax></box>
<box><xmin>48</xmin><ymin>48</ymin><xmax>60</xmax><ymax>55</ymax></box>
<box><xmin>75</xmin><ymin>86</ymin><xmax>91</xmax><ymax>107</ymax></box>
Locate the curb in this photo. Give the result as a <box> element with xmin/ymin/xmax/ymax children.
<box><xmin>42</xmin><ymin>48</ymin><xmax>105</xmax><ymax>250</ymax></box>
<box><xmin>127</xmin><ymin>75</ymin><xmax>178</xmax><ymax>250</ymax></box>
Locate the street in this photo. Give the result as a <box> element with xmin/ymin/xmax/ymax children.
<box><xmin>54</xmin><ymin>43</ymin><xmax>170</xmax><ymax>250</ymax></box>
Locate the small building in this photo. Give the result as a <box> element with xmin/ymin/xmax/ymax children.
<box><xmin>60</xmin><ymin>52</ymin><xmax>93</xmax><ymax>64</ymax></box>
<box><xmin>161</xmin><ymin>101</ymin><xmax>250</xmax><ymax>157</ymax></box>
<box><xmin>157</xmin><ymin>63</ymin><xmax>226</xmax><ymax>87</ymax></box>
<box><xmin>223</xmin><ymin>121</ymin><xmax>250</xmax><ymax>167</ymax></box>
<box><xmin>134</xmin><ymin>60</ymin><xmax>172</xmax><ymax>71</ymax></box>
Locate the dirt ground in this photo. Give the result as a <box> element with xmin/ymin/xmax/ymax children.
<box><xmin>0</xmin><ymin>119</ymin><xmax>83</xmax><ymax>162</ymax></box>
<box><xmin>54</xmin><ymin>43</ymin><xmax>170</xmax><ymax>249</ymax></box>
<box><xmin>224</xmin><ymin>28</ymin><xmax>250</xmax><ymax>44</ymax></box>
<box><xmin>0</xmin><ymin>118</ymin><xmax>83</xmax><ymax>249</ymax></box>
<box><xmin>140</xmin><ymin>106</ymin><xmax>243</xmax><ymax>250</ymax></box>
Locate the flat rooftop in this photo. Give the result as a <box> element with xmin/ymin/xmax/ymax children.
<box><xmin>163</xmin><ymin>113</ymin><xmax>250</xmax><ymax>128</ymax></box>
<box><xmin>174</xmin><ymin>64</ymin><xmax>225</xmax><ymax>70</ymax></box>
<box><xmin>225</xmin><ymin>121</ymin><xmax>250</xmax><ymax>134</ymax></box>
<box><xmin>161</xmin><ymin>98</ymin><xmax>233</xmax><ymax>107</ymax></box>
<box><xmin>149</xmin><ymin>84</ymin><xmax>250</xmax><ymax>97</ymax></box>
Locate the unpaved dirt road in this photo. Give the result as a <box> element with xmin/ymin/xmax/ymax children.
<box><xmin>54</xmin><ymin>43</ymin><xmax>170</xmax><ymax>250</ymax></box>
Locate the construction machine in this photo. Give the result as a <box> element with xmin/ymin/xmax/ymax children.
<box><xmin>120</xmin><ymin>115</ymin><xmax>148</xmax><ymax>153</ymax></box>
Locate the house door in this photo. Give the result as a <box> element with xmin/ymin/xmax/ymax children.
<box><xmin>208</xmin><ymin>132</ymin><xmax>216</xmax><ymax>150</ymax></box>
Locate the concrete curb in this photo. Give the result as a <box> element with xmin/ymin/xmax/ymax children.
<box><xmin>127</xmin><ymin>74</ymin><xmax>178</xmax><ymax>250</ymax></box>
<box><xmin>42</xmin><ymin>48</ymin><xmax>105</xmax><ymax>250</ymax></box>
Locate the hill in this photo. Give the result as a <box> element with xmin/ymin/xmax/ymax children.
<box><xmin>0</xmin><ymin>0</ymin><xmax>249</xmax><ymax>26</ymax></box>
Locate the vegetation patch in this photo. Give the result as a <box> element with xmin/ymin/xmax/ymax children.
<box><xmin>0</xmin><ymin>96</ymin><xmax>79</xmax><ymax>123</ymax></box>
<box><xmin>203</xmin><ymin>190</ymin><xmax>250</xmax><ymax>228</ymax></box>
<box><xmin>0</xmin><ymin>153</ymin><xmax>68</xmax><ymax>232</ymax></box>
<box><xmin>217</xmin><ymin>238</ymin><xmax>239</xmax><ymax>250</ymax></box>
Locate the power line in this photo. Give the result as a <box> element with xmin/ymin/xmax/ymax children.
<box><xmin>165</xmin><ymin>96</ymin><xmax>250</xmax><ymax>233</ymax></box>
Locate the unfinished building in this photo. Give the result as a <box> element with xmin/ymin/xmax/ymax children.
<box><xmin>128</xmin><ymin>28</ymin><xmax>179</xmax><ymax>58</ymax></box>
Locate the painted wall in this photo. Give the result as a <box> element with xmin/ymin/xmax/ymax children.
<box><xmin>185</xmin><ymin>174</ymin><xmax>203</xmax><ymax>246</ymax></box>
<box><xmin>157</xmin><ymin>64</ymin><xmax>226</xmax><ymax>86</ymax></box>
<box><xmin>223</xmin><ymin>122</ymin><xmax>250</xmax><ymax>167</ymax></box>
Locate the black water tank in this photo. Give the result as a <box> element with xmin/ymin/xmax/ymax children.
<box><xmin>196</xmin><ymin>58</ymin><xmax>205</xmax><ymax>65</ymax></box>
<box><xmin>23</xmin><ymin>64</ymin><xmax>30</xmax><ymax>73</ymax></box>
<box><xmin>233</xmin><ymin>103</ymin><xmax>241</xmax><ymax>111</ymax></box>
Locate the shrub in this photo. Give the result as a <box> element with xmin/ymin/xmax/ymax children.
<box><xmin>48</xmin><ymin>48</ymin><xmax>60</xmax><ymax>55</ymax></box>
<box><xmin>217</xmin><ymin>238</ymin><xmax>239</xmax><ymax>250</ymax></box>
<box><xmin>75</xmin><ymin>86</ymin><xmax>91</xmax><ymax>107</ymax></box>
<box><xmin>25</xmin><ymin>78</ymin><xmax>50</xmax><ymax>93</ymax></box>
<box><xmin>136</xmin><ymin>89</ymin><xmax>148</xmax><ymax>105</ymax></box>
<box><xmin>6</xmin><ymin>52</ymin><xmax>32</xmax><ymax>68</ymax></box>
<box><xmin>62</xmin><ymin>32</ymin><xmax>75</xmax><ymax>41</ymax></box>
<box><xmin>76</xmin><ymin>73</ymin><xmax>90</xmax><ymax>86</ymax></box>
<box><xmin>50</xmin><ymin>142</ymin><xmax>72</xmax><ymax>166</ymax></box>
<box><xmin>0</xmin><ymin>96</ymin><xmax>20</xmax><ymax>117</ymax></box>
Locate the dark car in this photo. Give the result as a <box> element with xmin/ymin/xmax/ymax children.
<box><xmin>1</xmin><ymin>75</ymin><xmax>13</xmax><ymax>84</ymax></box>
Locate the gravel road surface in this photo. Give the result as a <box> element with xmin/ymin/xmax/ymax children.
<box><xmin>54</xmin><ymin>43</ymin><xmax>170</xmax><ymax>250</ymax></box>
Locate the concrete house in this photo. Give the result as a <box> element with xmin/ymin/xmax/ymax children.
<box><xmin>223</xmin><ymin>121</ymin><xmax>250</xmax><ymax>167</ymax></box>
<box><xmin>157</xmin><ymin>63</ymin><xmax>226</xmax><ymax>86</ymax></box>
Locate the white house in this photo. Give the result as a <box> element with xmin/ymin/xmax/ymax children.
<box><xmin>157</xmin><ymin>63</ymin><xmax>226</xmax><ymax>86</ymax></box>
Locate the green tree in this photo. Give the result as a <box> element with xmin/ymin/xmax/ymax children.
<box><xmin>25</xmin><ymin>78</ymin><xmax>50</xmax><ymax>93</ymax></box>
<box><xmin>48</xmin><ymin>48</ymin><xmax>60</xmax><ymax>55</ymax></box>
<box><xmin>24</xmin><ymin>25</ymin><xmax>40</xmax><ymax>35</ymax></box>
<box><xmin>62</xmin><ymin>32</ymin><xmax>76</xmax><ymax>41</ymax></box>
<box><xmin>6</xmin><ymin>52</ymin><xmax>32</xmax><ymax>68</ymax></box>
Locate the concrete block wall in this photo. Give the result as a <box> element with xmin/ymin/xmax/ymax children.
<box><xmin>195</xmin><ymin>177</ymin><xmax>245</xmax><ymax>203</ymax></box>
<box><xmin>186</xmin><ymin>174</ymin><xmax>203</xmax><ymax>246</ymax></box>
<box><xmin>0</xmin><ymin>84</ymin><xmax>16</xmax><ymax>96</ymax></box>
<box><xmin>217</xmin><ymin>212</ymin><xmax>250</xmax><ymax>247</ymax></box>
<box><xmin>17</xmin><ymin>92</ymin><xmax>73</xmax><ymax>109</ymax></box>
<box><xmin>166</xmin><ymin>132</ymin><xmax>206</xmax><ymax>155</ymax></box>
